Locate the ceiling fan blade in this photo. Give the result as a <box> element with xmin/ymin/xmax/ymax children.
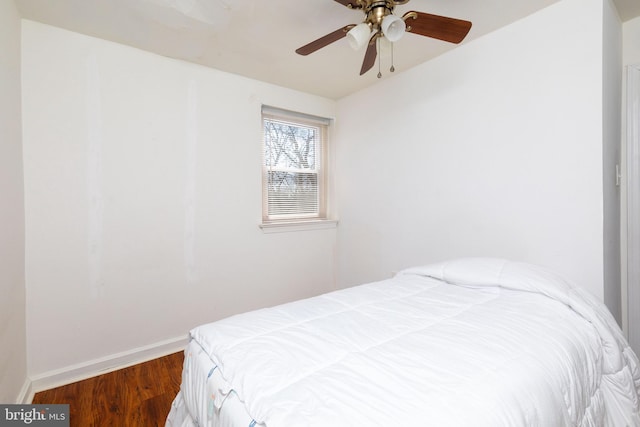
<box><xmin>360</xmin><ymin>35</ymin><xmax>378</xmax><ymax>75</ymax></box>
<box><xmin>296</xmin><ymin>25</ymin><xmax>353</xmax><ymax>56</ymax></box>
<box><xmin>334</xmin><ymin>0</ymin><xmax>362</xmax><ymax>9</ymax></box>
<box><xmin>403</xmin><ymin>11</ymin><xmax>472</xmax><ymax>44</ymax></box>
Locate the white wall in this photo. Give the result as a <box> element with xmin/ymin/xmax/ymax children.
<box><xmin>623</xmin><ymin>16</ymin><xmax>640</xmax><ymax>65</ymax></box>
<box><xmin>0</xmin><ymin>0</ymin><xmax>27</xmax><ymax>403</ymax></box>
<box><xmin>21</xmin><ymin>21</ymin><xmax>337</xmax><ymax>379</ymax></box>
<box><xmin>335</xmin><ymin>0</ymin><xmax>608</xmax><ymax>300</ymax></box>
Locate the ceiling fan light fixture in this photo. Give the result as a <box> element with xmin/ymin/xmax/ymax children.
<box><xmin>381</xmin><ymin>14</ymin><xmax>406</xmax><ymax>42</ymax></box>
<box><xmin>347</xmin><ymin>22</ymin><xmax>372</xmax><ymax>50</ymax></box>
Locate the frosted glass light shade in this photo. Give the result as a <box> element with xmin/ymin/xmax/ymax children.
<box><xmin>347</xmin><ymin>23</ymin><xmax>372</xmax><ymax>50</ymax></box>
<box><xmin>381</xmin><ymin>15</ymin><xmax>406</xmax><ymax>42</ymax></box>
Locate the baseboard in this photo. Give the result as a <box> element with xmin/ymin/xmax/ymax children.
<box><xmin>28</xmin><ymin>335</ymin><xmax>189</xmax><ymax>400</ymax></box>
<box><xmin>17</xmin><ymin>377</ymin><xmax>33</xmax><ymax>404</ymax></box>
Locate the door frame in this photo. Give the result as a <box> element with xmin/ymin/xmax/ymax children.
<box><xmin>627</xmin><ymin>63</ymin><xmax>640</xmax><ymax>353</ymax></box>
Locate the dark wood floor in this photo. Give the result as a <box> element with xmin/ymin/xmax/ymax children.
<box><xmin>32</xmin><ymin>352</ymin><xmax>184</xmax><ymax>427</ymax></box>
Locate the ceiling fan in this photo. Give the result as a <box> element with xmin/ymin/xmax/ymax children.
<box><xmin>295</xmin><ymin>0</ymin><xmax>472</xmax><ymax>76</ymax></box>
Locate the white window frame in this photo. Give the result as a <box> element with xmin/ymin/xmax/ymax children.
<box><xmin>261</xmin><ymin>106</ymin><xmax>334</xmax><ymax>231</ymax></box>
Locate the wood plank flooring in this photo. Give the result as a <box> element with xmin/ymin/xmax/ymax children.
<box><xmin>32</xmin><ymin>351</ymin><xmax>183</xmax><ymax>427</ymax></box>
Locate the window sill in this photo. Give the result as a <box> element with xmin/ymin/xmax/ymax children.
<box><xmin>259</xmin><ymin>219</ymin><xmax>338</xmax><ymax>234</ymax></box>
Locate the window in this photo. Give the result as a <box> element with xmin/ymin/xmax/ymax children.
<box><xmin>262</xmin><ymin>106</ymin><xmax>330</xmax><ymax>224</ymax></box>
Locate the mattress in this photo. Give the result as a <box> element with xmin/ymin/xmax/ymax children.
<box><xmin>166</xmin><ymin>258</ymin><xmax>640</xmax><ymax>427</ymax></box>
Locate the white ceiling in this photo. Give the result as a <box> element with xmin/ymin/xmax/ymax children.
<box><xmin>14</xmin><ymin>0</ymin><xmax>640</xmax><ymax>100</ymax></box>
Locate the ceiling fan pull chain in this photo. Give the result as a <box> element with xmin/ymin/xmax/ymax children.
<box><xmin>377</xmin><ymin>37</ymin><xmax>382</xmax><ymax>78</ymax></box>
<box><xmin>390</xmin><ymin>41</ymin><xmax>395</xmax><ymax>73</ymax></box>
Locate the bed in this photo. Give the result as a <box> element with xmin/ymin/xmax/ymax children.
<box><xmin>166</xmin><ymin>258</ymin><xmax>640</xmax><ymax>427</ymax></box>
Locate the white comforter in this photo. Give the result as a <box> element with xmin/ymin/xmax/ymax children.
<box><xmin>180</xmin><ymin>258</ymin><xmax>640</xmax><ymax>426</ymax></box>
